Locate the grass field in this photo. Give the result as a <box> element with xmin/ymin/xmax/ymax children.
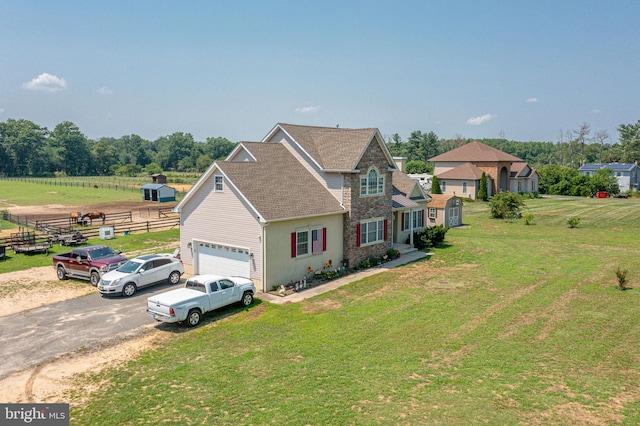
<box><xmin>0</xmin><ymin>180</ymin><xmax>142</xmax><ymax>208</ymax></box>
<box><xmin>67</xmin><ymin>196</ymin><xmax>640</xmax><ymax>425</ymax></box>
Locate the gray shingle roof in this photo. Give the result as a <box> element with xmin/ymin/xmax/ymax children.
<box><xmin>578</xmin><ymin>163</ymin><xmax>637</xmax><ymax>172</ymax></box>
<box><xmin>218</xmin><ymin>142</ymin><xmax>345</xmax><ymax>221</ymax></box>
<box><xmin>277</xmin><ymin>123</ymin><xmax>380</xmax><ymax>170</ymax></box>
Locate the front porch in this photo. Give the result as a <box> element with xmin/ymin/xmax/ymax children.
<box><xmin>392</xmin><ymin>243</ymin><xmax>418</xmax><ymax>255</ymax></box>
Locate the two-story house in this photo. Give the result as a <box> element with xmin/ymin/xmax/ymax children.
<box><xmin>578</xmin><ymin>163</ymin><xmax>639</xmax><ymax>192</ymax></box>
<box><xmin>429</xmin><ymin>141</ymin><xmax>538</xmax><ymax>199</ymax></box>
<box><xmin>175</xmin><ymin>123</ymin><xmax>428</xmax><ymax>292</ymax></box>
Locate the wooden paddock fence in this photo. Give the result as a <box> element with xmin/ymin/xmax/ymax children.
<box><xmin>1</xmin><ymin>211</ymin><xmax>179</xmax><ymax>249</ymax></box>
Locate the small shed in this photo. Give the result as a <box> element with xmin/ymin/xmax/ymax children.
<box><xmin>141</xmin><ymin>184</ymin><xmax>176</xmax><ymax>202</ymax></box>
<box><xmin>151</xmin><ymin>173</ymin><xmax>167</xmax><ymax>184</ymax></box>
<box><xmin>426</xmin><ymin>194</ymin><xmax>462</xmax><ymax>227</ymax></box>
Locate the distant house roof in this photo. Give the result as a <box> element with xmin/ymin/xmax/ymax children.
<box><xmin>213</xmin><ymin>142</ymin><xmax>346</xmax><ymax>222</ymax></box>
<box><xmin>428</xmin><ymin>193</ymin><xmax>458</xmax><ymax>209</ymax></box>
<box><xmin>437</xmin><ymin>163</ymin><xmax>485</xmax><ymax>180</ymax></box>
<box><xmin>141</xmin><ymin>183</ymin><xmax>171</xmax><ymax>190</ymax></box>
<box><xmin>578</xmin><ymin>163</ymin><xmax>637</xmax><ymax>172</ymax></box>
<box><xmin>429</xmin><ymin>141</ymin><xmax>522</xmax><ymax>162</ymax></box>
<box><xmin>510</xmin><ymin>162</ymin><xmax>538</xmax><ymax>178</ymax></box>
<box><xmin>265</xmin><ymin>123</ymin><xmax>395</xmax><ymax>171</ymax></box>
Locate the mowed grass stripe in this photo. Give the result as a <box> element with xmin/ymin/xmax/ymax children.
<box><xmin>67</xmin><ymin>196</ymin><xmax>640</xmax><ymax>425</ymax></box>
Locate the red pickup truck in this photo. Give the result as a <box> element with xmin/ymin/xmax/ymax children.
<box><xmin>53</xmin><ymin>245</ymin><xmax>127</xmax><ymax>286</ymax></box>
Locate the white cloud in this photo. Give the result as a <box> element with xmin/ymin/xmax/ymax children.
<box><xmin>591</xmin><ymin>109</ymin><xmax>601</xmax><ymax>114</ymax></box>
<box><xmin>466</xmin><ymin>114</ymin><xmax>495</xmax><ymax>125</ymax></box>
<box><xmin>295</xmin><ymin>105</ymin><xmax>320</xmax><ymax>113</ymax></box>
<box><xmin>22</xmin><ymin>73</ymin><xmax>68</xmax><ymax>92</ymax></box>
<box><xmin>0</xmin><ymin>108</ymin><xmax>5</xmax><ymax>114</ymax></box>
<box><xmin>525</xmin><ymin>97</ymin><xmax>539</xmax><ymax>103</ymax></box>
<box><xmin>97</xmin><ymin>86</ymin><xmax>114</xmax><ymax>95</ymax></box>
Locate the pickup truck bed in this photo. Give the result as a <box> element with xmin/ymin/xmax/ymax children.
<box><xmin>147</xmin><ymin>274</ymin><xmax>256</xmax><ymax>327</ymax></box>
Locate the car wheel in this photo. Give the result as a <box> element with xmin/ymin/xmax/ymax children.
<box><xmin>122</xmin><ymin>282</ymin><xmax>137</xmax><ymax>297</ymax></box>
<box><xmin>168</xmin><ymin>270</ymin><xmax>181</xmax><ymax>285</ymax></box>
<box><xmin>56</xmin><ymin>266</ymin><xmax>67</xmax><ymax>280</ymax></box>
<box><xmin>186</xmin><ymin>309</ymin><xmax>201</xmax><ymax>327</ymax></box>
<box><xmin>90</xmin><ymin>271</ymin><xmax>100</xmax><ymax>286</ymax></box>
<box><xmin>240</xmin><ymin>291</ymin><xmax>254</xmax><ymax>307</ymax></box>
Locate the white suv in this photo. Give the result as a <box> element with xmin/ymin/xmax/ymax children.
<box><xmin>98</xmin><ymin>253</ymin><xmax>184</xmax><ymax>297</ymax></box>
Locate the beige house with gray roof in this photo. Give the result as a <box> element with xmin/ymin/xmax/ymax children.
<box><xmin>175</xmin><ymin>123</ymin><xmax>429</xmax><ymax>292</ymax></box>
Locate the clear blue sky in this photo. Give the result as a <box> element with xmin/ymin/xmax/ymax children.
<box><xmin>2</xmin><ymin>1</ymin><xmax>639</xmax><ymax>144</ymax></box>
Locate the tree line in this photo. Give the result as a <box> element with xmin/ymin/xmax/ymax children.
<box><xmin>0</xmin><ymin>119</ymin><xmax>236</xmax><ymax>177</ymax></box>
<box><xmin>2</xmin><ymin>118</ymin><xmax>640</xmax><ymax>195</ymax></box>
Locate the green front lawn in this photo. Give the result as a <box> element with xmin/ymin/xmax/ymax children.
<box><xmin>69</xmin><ymin>197</ymin><xmax>640</xmax><ymax>425</ymax></box>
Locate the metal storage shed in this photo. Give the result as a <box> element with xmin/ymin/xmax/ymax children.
<box><xmin>141</xmin><ymin>184</ymin><xmax>176</xmax><ymax>202</ymax></box>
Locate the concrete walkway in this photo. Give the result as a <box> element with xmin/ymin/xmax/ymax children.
<box><xmin>257</xmin><ymin>250</ymin><xmax>430</xmax><ymax>304</ymax></box>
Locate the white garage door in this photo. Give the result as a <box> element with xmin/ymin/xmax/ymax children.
<box><xmin>195</xmin><ymin>241</ymin><xmax>250</xmax><ymax>277</ymax></box>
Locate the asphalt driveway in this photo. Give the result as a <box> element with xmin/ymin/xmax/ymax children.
<box><xmin>0</xmin><ymin>284</ymin><xmax>173</xmax><ymax>380</ymax></box>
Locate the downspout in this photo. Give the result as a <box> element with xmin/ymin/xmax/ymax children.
<box><xmin>260</xmin><ymin>220</ymin><xmax>269</xmax><ymax>293</ymax></box>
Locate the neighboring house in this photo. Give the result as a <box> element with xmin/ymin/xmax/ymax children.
<box><xmin>426</xmin><ymin>194</ymin><xmax>462</xmax><ymax>227</ymax></box>
<box><xmin>578</xmin><ymin>163</ymin><xmax>639</xmax><ymax>192</ymax></box>
<box><xmin>141</xmin><ymin>183</ymin><xmax>176</xmax><ymax>202</ymax></box>
<box><xmin>510</xmin><ymin>162</ymin><xmax>540</xmax><ymax>194</ymax></box>
<box><xmin>175</xmin><ymin>123</ymin><xmax>429</xmax><ymax>292</ymax></box>
<box><xmin>429</xmin><ymin>141</ymin><xmax>537</xmax><ymax>199</ymax></box>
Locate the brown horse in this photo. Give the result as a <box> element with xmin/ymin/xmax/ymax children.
<box><xmin>69</xmin><ymin>211</ymin><xmax>82</xmax><ymax>225</ymax></box>
<box><xmin>80</xmin><ymin>212</ymin><xmax>106</xmax><ymax>225</ymax></box>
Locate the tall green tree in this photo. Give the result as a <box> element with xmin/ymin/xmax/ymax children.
<box><xmin>618</xmin><ymin>119</ymin><xmax>640</xmax><ymax>163</ymax></box>
<box><xmin>431</xmin><ymin>175</ymin><xmax>442</xmax><ymax>194</ymax></box>
<box><xmin>155</xmin><ymin>132</ymin><xmax>195</xmax><ymax>171</ymax></box>
<box><xmin>0</xmin><ymin>119</ymin><xmax>51</xmax><ymax>176</ymax></box>
<box><xmin>478</xmin><ymin>172</ymin><xmax>488</xmax><ymax>201</ymax></box>
<box><xmin>50</xmin><ymin>121</ymin><xmax>91</xmax><ymax>175</ymax></box>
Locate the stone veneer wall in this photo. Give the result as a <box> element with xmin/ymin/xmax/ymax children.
<box><xmin>341</xmin><ymin>141</ymin><xmax>393</xmax><ymax>268</ymax></box>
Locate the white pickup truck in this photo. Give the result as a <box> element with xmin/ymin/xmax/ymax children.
<box><xmin>146</xmin><ymin>274</ymin><xmax>256</xmax><ymax>327</ymax></box>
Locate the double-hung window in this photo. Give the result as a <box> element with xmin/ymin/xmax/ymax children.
<box><xmin>413</xmin><ymin>209</ymin><xmax>424</xmax><ymax>228</ymax></box>
<box><xmin>359</xmin><ymin>219</ymin><xmax>385</xmax><ymax>245</ymax></box>
<box><xmin>291</xmin><ymin>228</ymin><xmax>327</xmax><ymax>257</ymax></box>
<box><xmin>402</xmin><ymin>212</ymin><xmax>411</xmax><ymax>231</ymax></box>
<box><xmin>360</xmin><ymin>168</ymin><xmax>385</xmax><ymax>196</ymax></box>
<box><xmin>214</xmin><ymin>175</ymin><xmax>224</xmax><ymax>192</ymax></box>
<box><xmin>429</xmin><ymin>208</ymin><xmax>436</xmax><ymax>219</ymax></box>
<box><xmin>296</xmin><ymin>231</ymin><xmax>309</xmax><ymax>256</ymax></box>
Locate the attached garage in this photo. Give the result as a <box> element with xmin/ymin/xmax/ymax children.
<box><xmin>194</xmin><ymin>240</ymin><xmax>251</xmax><ymax>277</ymax></box>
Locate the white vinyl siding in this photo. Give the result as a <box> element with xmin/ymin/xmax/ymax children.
<box><xmin>179</xmin><ymin>174</ymin><xmax>261</xmax><ymax>281</ymax></box>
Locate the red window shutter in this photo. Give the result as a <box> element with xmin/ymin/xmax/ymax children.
<box><xmin>401</xmin><ymin>213</ymin><xmax>405</xmax><ymax>230</ymax></box>
<box><xmin>356</xmin><ymin>223</ymin><xmax>361</xmax><ymax>247</ymax></box>
<box><xmin>384</xmin><ymin>219</ymin><xmax>388</xmax><ymax>240</ymax></box>
<box><xmin>421</xmin><ymin>209</ymin><xmax>425</xmax><ymax>226</ymax></box>
<box><xmin>322</xmin><ymin>228</ymin><xmax>327</xmax><ymax>251</ymax></box>
<box><xmin>291</xmin><ymin>232</ymin><xmax>296</xmax><ymax>258</ymax></box>
<box><xmin>435</xmin><ymin>209</ymin><xmax>438</xmax><ymax>218</ymax></box>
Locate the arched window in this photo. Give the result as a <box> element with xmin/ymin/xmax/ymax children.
<box><xmin>360</xmin><ymin>168</ymin><xmax>385</xmax><ymax>196</ymax></box>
